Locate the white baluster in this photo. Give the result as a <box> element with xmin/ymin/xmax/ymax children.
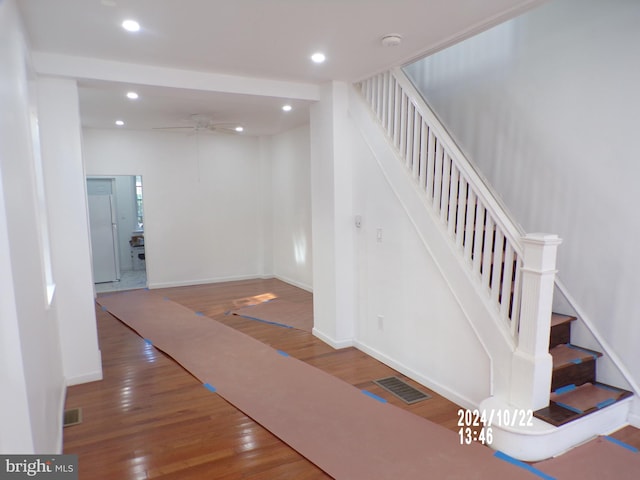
<box><xmin>455</xmin><ymin>175</ymin><xmax>467</xmax><ymax>249</ymax></box>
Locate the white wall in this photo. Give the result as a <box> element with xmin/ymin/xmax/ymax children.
<box><xmin>0</xmin><ymin>0</ymin><xmax>65</xmax><ymax>453</ymax></box>
<box><xmin>405</xmin><ymin>0</ymin><xmax>640</xmax><ymax>394</ymax></box>
<box><xmin>83</xmin><ymin>129</ymin><xmax>266</xmax><ymax>288</ymax></box>
<box><xmin>267</xmin><ymin>125</ymin><xmax>313</xmax><ymax>290</ymax></box>
<box><xmin>38</xmin><ymin>77</ymin><xmax>103</xmax><ymax>386</ymax></box>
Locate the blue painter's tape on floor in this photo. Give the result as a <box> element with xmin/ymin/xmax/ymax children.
<box><xmin>554</xmin><ymin>384</ymin><xmax>576</xmax><ymax>395</ymax></box>
<box><xmin>195</xmin><ymin>311</ymin><xmax>205</xmax><ymax>316</ymax></box>
<box><xmin>494</xmin><ymin>451</ymin><xmax>556</xmax><ymax>479</ymax></box>
<box><xmin>235</xmin><ymin>314</ymin><xmax>294</xmax><ymax>329</ymax></box>
<box><xmin>101</xmin><ymin>305</ymin><xmax>108</xmax><ymax>311</ymax></box>
<box><xmin>554</xmin><ymin>402</ymin><xmax>583</xmax><ymax>414</ymax></box>
<box><xmin>361</xmin><ymin>390</ymin><xmax>387</xmax><ymax>403</ymax></box>
<box><xmin>276</xmin><ymin>350</ymin><xmax>290</xmax><ymax>357</ymax></box>
<box><xmin>203</xmin><ymin>383</ymin><xmax>217</xmax><ymax>393</ymax></box>
<box><xmin>604</xmin><ymin>435</ymin><xmax>640</xmax><ymax>453</ymax></box>
<box><xmin>144</xmin><ymin>338</ymin><xmax>153</xmax><ymax>346</ymax></box>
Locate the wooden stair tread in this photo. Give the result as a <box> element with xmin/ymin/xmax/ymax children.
<box><xmin>534</xmin><ymin>382</ymin><xmax>633</xmax><ymax>427</ymax></box>
<box><xmin>551</xmin><ymin>313</ymin><xmax>577</xmax><ymax>328</ymax></box>
<box><xmin>550</xmin><ymin>382</ymin><xmax>631</xmax><ymax>413</ymax></box>
<box><xmin>551</xmin><ymin>343</ymin><xmax>602</xmax><ymax>369</ymax></box>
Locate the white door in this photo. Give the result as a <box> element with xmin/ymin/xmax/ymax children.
<box><xmin>88</xmin><ymin>190</ymin><xmax>120</xmax><ymax>283</ymax></box>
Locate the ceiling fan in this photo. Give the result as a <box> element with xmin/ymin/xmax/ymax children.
<box><xmin>152</xmin><ymin>114</ymin><xmax>243</xmax><ymax>134</ymax></box>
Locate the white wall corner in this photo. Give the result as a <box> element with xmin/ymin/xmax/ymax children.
<box><xmin>312</xmin><ymin>327</ymin><xmax>354</xmax><ymax>350</ymax></box>
<box><xmin>629</xmin><ymin>395</ymin><xmax>640</xmax><ymax>428</ymax></box>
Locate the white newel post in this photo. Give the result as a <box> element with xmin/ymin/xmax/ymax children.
<box><xmin>511</xmin><ymin>233</ymin><xmax>562</xmax><ymax>410</ymax></box>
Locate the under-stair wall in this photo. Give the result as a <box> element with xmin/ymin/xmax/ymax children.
<box><xmin>351</xmin><ymin>69</ymin><xmax>563</xmax><ymax>412</ymax></box>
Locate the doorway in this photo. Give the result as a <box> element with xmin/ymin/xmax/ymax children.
<box><xmin>87</xmin><ymin>175</ymin><xmax>147</xmax><ymax>292</ymax></box>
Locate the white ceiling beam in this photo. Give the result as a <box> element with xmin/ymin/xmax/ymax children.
<box><xmin>32</xmin><ymin>52</ymin><xmax>321</xmax><ymax>101</ymax></box>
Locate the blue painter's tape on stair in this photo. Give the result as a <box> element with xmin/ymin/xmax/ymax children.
<box><xmin>203</xmin><ymin>383</ymin><xmax>217</xmax><ymax>393</ymax></box>
<box><xmin>361</xmin><ymin>390</ymin><xmax>387</xmax><ymax>403</ymax></box>
<box><xmin>554</xmin><ymin>402</ymin><xmax>583</xmax><ymax>414</ymax></box>
<box><xmin>595</xmin><ymin>383</ymin><xmax>623</xmax><ymax>393</ymax></box>
<box><xmin>570</xmin><ymin>358</ymin><xmax>583</xmax><ymax>364</ymax></box>
<box><xmin>494</xmin><ymin>451</ymin><xmax>556</xmax><ymax>479</ymax></box>
<box><xmin>596</xmin><ymin>398</ymin><xmax>616</xmax><ymax>409</ymax></box>
<box><xmin>276</xmin><ymin>350</ymin><xmax>290</xmax><ymax>357</ymax></box>
<box><xmin>101</xmin><ymin>305</ymin><xmax>108</xmax><ymax>311</ymax></box>
<box><xmin>554</xmin><ymin>384</ymin><xmax>576</xmax><ymax>395</ymax></box>
<box><xmin>195</xmin><ymin>311</ymin><xmax>205</xmax><ymax>316</ymax></box>
<box><xmin>144</xmin><ymin>338</ymin><xmax>153</xmax><ymax>346</ymax></box>
<box><xmin>567</xmin><ymin>344</ymin><xmax>599</xmax><ymax>359</ymax></box>
<box><xmin>604</xmin><ymin>435</ymin><xmax>639</xmax><ymax>453</ymax></box>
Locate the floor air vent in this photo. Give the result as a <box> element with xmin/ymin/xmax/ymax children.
<box><xmin>373</xmin><ymin>376</ymin><xmax>431</xmax><ymax>404</ymax></box>
<box><xmin>63</xmin><ymin>408</ymin><xmax>82</xmax><ymax>427</ymax></box>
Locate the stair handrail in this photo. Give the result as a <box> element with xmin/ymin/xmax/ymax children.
<box><xmin>356</xmin><ymin>68</ymin><xmax>528</xmax><ymax>338</ymax></box>
<box><xmin>393</xmin><ymin>68</ymin><xmax>526</xmax><ymax>251</ymax></box>
<box><xmin>356</xmin><ymin>68</ymin><xmax>563</xmax><ymax>409</ymax></box>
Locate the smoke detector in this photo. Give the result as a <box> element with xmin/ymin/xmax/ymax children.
<box><xmin>381</xmin><ymin>34</ymin><xmax>402</xmax><ymax>47</ymax></box>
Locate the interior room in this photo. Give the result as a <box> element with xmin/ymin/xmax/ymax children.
<box><xmin>2</xmin><ymin>0</ymin><xmax>640</xmax><ymax>478</ymax></box>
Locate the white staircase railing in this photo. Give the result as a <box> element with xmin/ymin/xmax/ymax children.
<box><xmin>356</xmin><ymin>68</ymin><xmax>561</xmax><ymax>410</ymax></box>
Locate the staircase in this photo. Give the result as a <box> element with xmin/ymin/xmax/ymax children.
<box><xmin>534</xmin><ymin>313</ymin><xmax>633</xmax><ymax>427</ymax></box>
<box><xmin>352</xmin><ymin>67</ymin><xmax>637</xmax><ymax>460</ymax></box>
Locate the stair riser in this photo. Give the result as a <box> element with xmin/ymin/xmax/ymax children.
<box><xmin>550</xmin><ymin>322</ymin><xmax>571</xmax><ymax>349</ymax></box>
<box><xmin>552</xmin><ymin>358</ymin><xmax>596</xmax><ymax>392</ymax></box>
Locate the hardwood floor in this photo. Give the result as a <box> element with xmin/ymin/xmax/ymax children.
<box><xmin>64</xmin><ymin>278</ymin><xmax>640</xmax><ymax>478</ymax></box>
<box><xmin>64</xmin><ymin>279</ymin><xmax>463</xmax><ymax>479</ymax></box>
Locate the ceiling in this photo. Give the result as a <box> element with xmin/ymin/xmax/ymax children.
<box><xmin>18</xmin><ymin>0</ymin><xmax>546</xmax><ymax>136</ymax></box>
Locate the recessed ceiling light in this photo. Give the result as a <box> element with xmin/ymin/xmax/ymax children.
<box><xmin>282</xmin><ymin>104</ymin><xmax>292</xmax><ymax>112</ymax></box>
<box><xmin>126</xmin><ymin>91</ymin><xmax>139</xmax><ymax>100</ymax></box>
<box><xmin>234</xmin><ymin>126</ymin><xmax>244</xmax><ymax>132</ymax></box>
<box><xmin>311</xmin><ymin>52</ymin><xmax>326</xmax><ymax>64</ymax></box>
<box><xmin>121</xmin><ymin>19</ymin><xmax>140</xmax><ymax>32</ymax></box>
<box><xmin>115</xmin><ymin>120</ymin><xmax>125</xmax><ymax>126</ymax></box>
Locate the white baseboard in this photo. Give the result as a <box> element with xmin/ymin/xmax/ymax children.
<box><xmin>353</xmin><ymin>339</ymin><xmax>477</xmax><ymax>410</ymax></box>
<box><xmin>312</xmin><ymin>327</ymin><xmax>354</xmax><ymax>349</ymax></box>
<box><xmin>148</xmin><ymin>274</ymin><xmax>263</xmax><ymax>289</ymax></box>
<box><xmin>274</xmin><ymin>274</ymin><xmax>313</xmax><ymax>293</ymax></box>
<box><xmin>629</xmin><ymin>395</ymin><xmax>640</xmax><ymax>428</ymax></box>
<box><xmin>65</xmin><ymin>369</ymin><xmax>103</xmax><ymax>387</ymax></box>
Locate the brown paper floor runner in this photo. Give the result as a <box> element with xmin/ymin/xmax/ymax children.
<box><xmin>536</xmin><ymin>436</ymin><xmax>640</xmax><ymax>479</ymax></box>
<box><xmin>96</xmin><ymin>290</ymin><xmax>540</xmax><ymax>479</ymax></box>
<box><xmin>228</xmin><ymin>298</ymin><xmax>313</xmax><ymax>332</ymax></box>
